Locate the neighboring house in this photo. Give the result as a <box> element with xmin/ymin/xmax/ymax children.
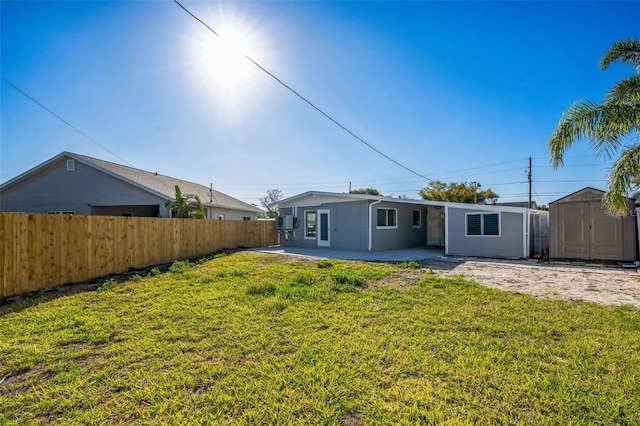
<box><xmin>271</xmin><ymin>191</ymin><xmax>548</xmax><ymax>258</ymax></box>
<box><xmin>549</xmin><ymin>187</ymin><xmax>637</xmax><ymax>261</ymax></box>
<box><xmin>0</xmin><ymin>152</ymin><xmax>263</xmax><ymax>220</ymax></box>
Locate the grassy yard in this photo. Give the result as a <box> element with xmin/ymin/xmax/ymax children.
<box><xmin>1</xmin><ymin>253</ymin><xmax>639</xmax><ymax>424</ymax></box>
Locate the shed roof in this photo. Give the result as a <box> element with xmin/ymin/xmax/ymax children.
<box><xmin>549</xmin><ymin>187</ymin><xmax>635</xmax><ymax>205</ymax></box>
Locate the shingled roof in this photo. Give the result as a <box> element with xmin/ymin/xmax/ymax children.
<box><xmin>1</xmin><ymin>152</ymin><xmax>262</xmax><ymax>214</ymax></box>
<box><xmin>74</xmin><ymin>153</ymin><xmax>263</xmax><ymax>213</ymax></box>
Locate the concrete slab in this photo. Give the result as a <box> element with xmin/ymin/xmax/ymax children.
<box><xmin>248</xmin><ymin>246</ymin><xmax>445</xmax><ymax>262</ymax></box>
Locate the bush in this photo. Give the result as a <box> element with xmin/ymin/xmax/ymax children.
<box><xmin>169</xmin><ymin>260</ymin><xmax>195</xmax><ymax>274</ymax></box>
<box><xmin>398</xmin><ymin>261</ymin><xmax>420</xmax><ymax>269</ymax></box>
<box><xmin>97</xmin><ymin>278</ymin><xmax>118</xmax><ymax>292</ymax></box>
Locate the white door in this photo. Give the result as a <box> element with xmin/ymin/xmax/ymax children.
<box><xmin>318</xmin><ymin>209</ymin><xmax>330</xmax><ymax>247</ymax></box>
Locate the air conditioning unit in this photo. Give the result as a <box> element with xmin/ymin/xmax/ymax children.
<box><xmin>276</xmin><ymin>215</ymin><xmax>294</xmax><ymax>230</ymax></box>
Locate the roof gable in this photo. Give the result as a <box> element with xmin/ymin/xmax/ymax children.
<box><xmin>1</xmin><ymin>152</ymin><xmax>263</xmax><ymax>214</ymax></box>
<box><xmin>549</xmin><ymin>187</ymin><xmax>607</xmax><ymax>204</ymax></box>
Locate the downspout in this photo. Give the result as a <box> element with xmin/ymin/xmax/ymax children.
<box><xmin>368</xmin><ymin>198</ymin><xmax>383</xmax><ymax>251</ymax></box>
<box><xmin>524</xmin><ymin>209</ymin><xmax>530</xmax><ymax>258</ymax></box>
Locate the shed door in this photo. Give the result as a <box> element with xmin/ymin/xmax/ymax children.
<box><xmin>558</xmin><ymin>203</ymin><xmax>589</xmax><ymax>259</ymax></box>
<box><xmin>590</xmin><ymin>203</ymin><xmax>621</xmax><ymax>260</ymax></box>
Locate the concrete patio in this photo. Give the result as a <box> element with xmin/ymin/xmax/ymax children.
<box><xmin>248</xmin><ymin>246</ymin><xmax>445</xmax><ymax>262</ymax></box>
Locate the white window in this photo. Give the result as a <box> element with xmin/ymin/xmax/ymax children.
<box><xmin>305</xmin><ymin>210</ymin><xmax>316</xmax><ymax>238</ymax></box>
<box><xmin>412</xmin><ymin>210</ymin><xmax>421</xmax><ymax>228</ymax></box>
<box><xmin>218</xmin><ymin>215</ymin><xmax>225</xmax><ymax>220</ymax></box>
<box><xmin>466</xmin><ymin>212</ymin><xmax>500</xmax><ymax>236</ymax></box>
<box><xmin>66</xmin><ymin>159</ymin><xmax>75</xmax><ymax>171</ymax></box>
<box><xmin>243</xmin><ymin>216</ymin><xmax>251</xmax><ymax>221</ymax></box>
<box><xmin>377</xmin><ymin>208</ymin><xmax>397</xmax><ymax>228</ymax></box>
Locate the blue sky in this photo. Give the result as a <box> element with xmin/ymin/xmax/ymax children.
<box><xmin>2</xmin><ymin>1</ymin><xmax>638</xmax><ymax>207</ymax></box>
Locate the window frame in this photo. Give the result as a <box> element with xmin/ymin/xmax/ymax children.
<box><xmin>66</xmin><ymin>159</ymin><xmax>75</xmax><ymax>171</ymax></box>
<box><xmin>304</xmin><ymin>210</ymin><xmax>317</xmax><ymax>239</ymax></box>
<box><xmin>412</xmin><ymin>210</ymin><xmax>421</xmax><ymax>228</ymax></box>
<box><xmin>465</xmin><ymin>212</ymin><xmax>501</xmax><ymax>237</ymax></box>
<box><xmin>376</xmin><ymin>208</ymin><xmax>398</xmax><ymax>229</ymax></box>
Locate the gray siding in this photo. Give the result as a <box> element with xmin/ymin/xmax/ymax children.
<box><xmin>370</xmin><ymin>201</ymin><xmax>426</xmax><ymax>251</ymax></box>
<box><xmin>0</xmin><ymin>157</ymin><xmax>168</xmax><ymax>216</ymax></box>
<box><xmin>447</xmin><ymin>207</ymin><xmax>524</xmax><ymax>258</ymax></box>
<box><xmin>279</xmin><ymin>201</ymin><xmax>370</xmax><ymax>251</ymax></box>
<box><xmin>208</xmin><ymin>208</ymin><xmax>258</xmax><ymax>221</ymax></box>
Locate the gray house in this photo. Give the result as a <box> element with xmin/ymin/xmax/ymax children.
<box><xmin>549</xmin><ymin>187</ymin><xmax>637</xmax><ymax>261</ymax></box>
<box><xmin>271</xmin><ymin>191</ymin><xmax>548</xmax><ymax>258</ymax></box>
<box><xmin>0</xmin><ymin>152</ymin><xmax>263</xmax><ymax>220</ymax></box>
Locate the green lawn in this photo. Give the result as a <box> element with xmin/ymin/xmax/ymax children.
<box><xmin>1</xmin><ymin>253</ymin><xmax>639</xmax><ymax>425</ymax></box>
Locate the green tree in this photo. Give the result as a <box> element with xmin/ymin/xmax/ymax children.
<box><xmin>350</xmin><ymin>188</ymin><xmax>382</xmax><ymax>196</ymax></box>
<box><xmin>259</xmin><ymin>189</ymin><xmax>284</xmax><ymax>218</ymax></box>
<box><xmin>165</xmin><ymin>185</ymin><xmax>206</xmax><ymax>219</ymax></box>
<box><xmin>548</xmin><ymin>37</ymin><xmax>640</xmax><ymax>216</ymax></box>
<box><xmin>419</xmin><ymin>181</ymin><xmax>499</xmax><ymax>204</ymax></box>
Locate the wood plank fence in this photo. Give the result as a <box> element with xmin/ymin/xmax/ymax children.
<box><xmin>1</xmin><ymin>213</ymin><xmax>277</xmax><ymax>298</ymax></box>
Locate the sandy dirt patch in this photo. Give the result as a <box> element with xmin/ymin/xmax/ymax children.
<box><xmin>421</xmin><ymin>257</ymin><xmax>640</xmax><ymax>307</ymax></box>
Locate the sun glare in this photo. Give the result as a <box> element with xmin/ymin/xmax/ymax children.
<box><xmin>186</xmin><ymin>7</ymin><xmax>271</xmax><ymax>108</ymax></box>
<box><xmin>197</xmin><ymin>26</ymin><xmax>255</xmax><ymax>91</ymax></box>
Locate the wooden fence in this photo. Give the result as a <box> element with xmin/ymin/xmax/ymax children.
<box><xmin>0</xmin><ymin>213</ymin><xmax>278</xmax><ymax>298</ymax></box>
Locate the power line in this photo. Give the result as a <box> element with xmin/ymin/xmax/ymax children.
<box><xmin>172</xmin><ymin>0</ymin><xmax>434</xmax><ymax>183</ymax></box>
<box><xmin>1</xmin><ymin>76</ymin><xmax>135</xmax><ymax>168</ymax></box>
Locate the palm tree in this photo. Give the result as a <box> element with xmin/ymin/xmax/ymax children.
<box><xmin>548</xmin><ymin>37</ymin><xmax>640</xmax><ymax>216</ymax></box>
<box><xmin>165</xmin><ymin>185</ymin><xmax>206</xmax><ymax>219</ymax></box>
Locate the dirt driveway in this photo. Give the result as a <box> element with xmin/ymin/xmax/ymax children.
<box><xmin>421</xmin><ymin>257</ymin><xmax>640</xmax><ymax>307</ymax></box>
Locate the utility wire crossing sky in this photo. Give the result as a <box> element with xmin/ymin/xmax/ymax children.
<box><xmin>1</xmin><ymin>1</ymin><xmax>638</xmax><ymax>206</ymax></box>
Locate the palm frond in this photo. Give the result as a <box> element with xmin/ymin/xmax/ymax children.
<box><xmin>605</xmin><ymin>75</ymin><xmax>640</xmax><ymax>104</ymax></box>
<box><xmin>599</xmin><ymin>37</ymin><xmax>640</xmax><ymax>71</ymax></box>
<box><xmin>548</xmin><ymin>101</ymin><xmax>640</xmax><ymax>167</ymax></box>
<box><xmin>548</xmin><ymin>101</ymin><xmax>614</xmax><ymax>166</ymax></box>
<box><xmin>603</xmin><ymin>144</ymin><xmax>640</xmax><ymax>216</ymax></box>
<box><xmin>592</xmin><ymin>103</ymin><xmax>640</xmax><ymax>158</ymax></box>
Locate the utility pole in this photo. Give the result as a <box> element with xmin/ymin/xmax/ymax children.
<box><xmin>349</xmin><ymin>181</ymin><xmax>352</xmax><ymax>193</ymax></box>
<box><xmin>472</xmin><ymin>181</ymin><xmax>477</xmax><ymax>204</ymax></box>
<box><xmin>528</xmin><ymin>157</ymin><xmax>532</xmax><ymax>209</ymax></box>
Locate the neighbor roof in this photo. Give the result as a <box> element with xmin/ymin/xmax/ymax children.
<box><xmin>1</xmin><ymin>152</ymin><xmax>263</xmax><ymax>213</ymax></box>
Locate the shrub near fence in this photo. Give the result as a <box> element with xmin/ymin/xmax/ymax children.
<box><xmin>0</xmin><ymin>213</ymin><xmax>277</xmax><ymax>298</ymax></box>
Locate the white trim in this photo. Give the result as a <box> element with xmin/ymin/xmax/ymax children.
<box><xmin>524</xmin><ymin>210</ymin><xmax>529</xmax><ymax>258</ymax></box>
<box><xmin>317</xmin><ymin>209</ymin><xmax>330</xmax><ymax>247</ymax></box>
<box><xmin>376</xmin><ymin>207</ymin><xmax>398</xmax><ymax>229</ymax></box>
<box><xmin>412</xmin><ymin>209</ymin><xmax>421</xmax><ymax>228</ymax></box>
<box><xmin>304</xmin><ymin>209</ymin><xmax>317</xmax><ymax>239</ymax></box>
<box><xmin>444</xmin><ymin>206</ymin><xmax>449</xmax><ymax>255</ymax></box>
<box><xmin>66</xmin><ymin>159</ymin><xmax>75</xmax><ymax>171</ymax></box>
<box><xmin>465</xmin><ymin>212</ymin><xmax>501</xmax><ymax>237</ymax></box>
